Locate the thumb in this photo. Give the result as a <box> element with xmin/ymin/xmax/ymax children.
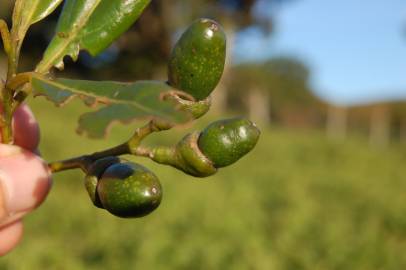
<box><xmin>0</xmin><ymin>144</ymin><xmax>51</xmax><ymax>227</ymax></box>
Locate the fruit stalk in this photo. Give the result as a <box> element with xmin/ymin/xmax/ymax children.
<box><xmin>134</xmin><ymin>132</ymin><xmax>217</xmax><ymax>177</ymax></box>
<box><xmin>48</xmin><ymin>120</ymin><xmax>171</xmax><ymax>173</ymax></box>
<box><xmin>48</xmin><ymin>143</ymin><xmax>129</xmax><ymax>173</ymax></box>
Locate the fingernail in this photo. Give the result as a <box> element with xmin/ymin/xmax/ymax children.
<box><xmin>0</xmin><ymin>145</ymin><xmax>51</xmax><ymax>218</ymax></box>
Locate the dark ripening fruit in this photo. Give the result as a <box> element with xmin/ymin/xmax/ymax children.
<box><xmin>168</xmin><ymin>18</ymin><xmax>226</xmax><ymax>100</ymax></box>
<box><xmin>97</xmin><ymin>162</ymin><xmax>162</xmax><ymax>218</ymax></box>
<box><xmin>198</xmin><ymin>118</ymin><xmax>260</xmax><ymax>168</ymax></box>
<box><xmin>85</xmin><ymin>156</ymin><xmax>121</xmax><ymax>208</ymax></box>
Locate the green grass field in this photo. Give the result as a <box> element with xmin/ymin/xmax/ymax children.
<box><xmin>1</xmin><ymin>98</ymin><xmax>406</xmax><ymax>270</ymax></box>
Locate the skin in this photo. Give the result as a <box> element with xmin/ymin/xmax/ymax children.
<box><xmin>198</xmin><ymin>118</ymin><xmax>260</xmax><ymax>168</ymax></box>
<box><xmin>0</xmin><ymin>104</ymin><xmax>52</xmax><ymax>256</ymax></box>
<box><xmin>168</xmin><ymin>18</ymin><xmax>226</xmax><ymax>100</ymax></box>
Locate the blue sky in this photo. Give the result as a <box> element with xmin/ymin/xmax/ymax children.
<box><xmin>234</xmin><ymin>0</ymin><xmax>406</xmax><ymax>105</ymax></box>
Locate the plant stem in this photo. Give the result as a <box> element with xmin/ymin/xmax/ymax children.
<box><xmin>0</xmin><ymin>89</ymin><xmax>14</xmax><ymax>144</ymax></box>
<box><xmin>48</xmin><ymin>142</ymin><xmax>130</xmax><ymax>173</ymax></box>
<box><xmin>7</xmin><ymin>72</ymin><xmax>33</xmax><ymax>113</ymax></box>
<box><xmin>49</xmin><ymin>120</ymin><xmax>172</xmax><ymax>173</ymax></box>
<box><xmin>0</xmin><ymin>72</ymin><xmax>31</xmax><ymax>143</ymax></box>
<box><xmin>49</xmin><ymin>143</ymin><xmax>130</xmax><ymax>174</ymax></box>
<box><xmin>7</xmin><ymin>27</ymin><xmax>24</xmax><ymax>80</ymax></box>
<box><xmin>134</xmin><ymin>145</ymin><xmax>179</xmax><ymax>167</ymax></box>
<box><xmin>0</xmin><ymin>20</ymin><xmax>14</xmax><ymax>144</ymax></box>
<box><xmin>0</xmin><ymin>18</ymin><xmax>29</xmax><ymax>143</ymax></box>
<box><xmin>127</xmin><ymin>120</ymin><xmax>173</xmax><ymax>152</ymax></box>
<box><xmin>0</xmin><ymin>20</ymin><xmax>11</xmax><ymax>55</ymax></box>
<box><xmin>49</xmin><ymin>156</ymin><xmax>91</xmax><ymax>174</ymax></box>
<box><xmin>0</xmin><ymin>81</ymin><xmax>6</xmax><ymax>135</ymax></box>
<box><xmin>6</xmin><ymin>72</ymin><xmax>32</xmax><ymax>90</ymax></box>
<box><xmin>6</xmin><ymin>13</ymin><xmax>31</xmax><ymax>99</ymax></box>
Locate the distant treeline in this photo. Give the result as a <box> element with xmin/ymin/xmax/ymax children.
<box><xmin>222</xmin><ymin>57</ymin><xmax>406</xmax><ymax>145</ymax></box>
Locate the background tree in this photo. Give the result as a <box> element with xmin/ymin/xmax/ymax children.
<box><xmin>228</xmin><ymin>56</ymin><xmax>324</xmax><ymax>127</ymax></box>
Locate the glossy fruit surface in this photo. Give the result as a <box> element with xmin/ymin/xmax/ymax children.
<box><xmin>85</xmin><ymin>156</ymin><xmax>120</xmax><ymax>208</ymax></box>
<box><xmin>198</xmin><ymin>118</ymin><xmax>260</xmax><ymax>168</ymax></box>
<box><xmin>97</xmin><ymin>162</ymin><xmax>162</xmax><ymax>218</ymax></box>
<box><xmin>168</xmin><ymin>18</ymin><xmax>226</xmax><ymax>100</ymax></box>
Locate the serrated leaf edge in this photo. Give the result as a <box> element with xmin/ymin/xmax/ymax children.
<box><xmin>35</xmin><ymin>0</ymin><xmax>102</xmax><ymax>73</ymax></box>
<box><xmin>76</xmin><ymin>110</ymin><xmax>156</xmax><ymax>139</ymax></box>
<box><xmin>31</xmin><ymin>76</ymin><xmax>182</xmax><ymax>121</ymax></box>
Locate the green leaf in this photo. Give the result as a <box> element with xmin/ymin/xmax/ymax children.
<box><xmin>36</xmin><ymin>0</ymin><xmax>151</xmax><ymax>73</ymax></box>
<box><xmin>31</xmin><ymin>76</ymin><xmax>191</xmax><ymax>138</ymax></box>
<box><xmin>12</xmin><ymin>0</ymin><xmax>63</xmax><ymax>36</ymax></box>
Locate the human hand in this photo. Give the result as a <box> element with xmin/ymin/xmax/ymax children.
<box><xmin>0</xmin><ymin>105</ymin><xmax>51</xmax><ymax>256</ymax></box>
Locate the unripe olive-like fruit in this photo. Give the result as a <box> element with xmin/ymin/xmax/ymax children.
<box><xmin>198</xmin><ymin>118</ymin><xmax>260</xmax><ymax>168</ymax></box>
<box><xmin>85</xmin><ymin>156</ymin><xmax>120</xmax><ymax>208</ymax></box>
<box><xmin>97</xmin><ymin>162</ymin><xmax>162</xmax><ymax>218</ymax></box>
<box><xmin>177</xmin><ymin>132</ymin><xmax>217</xmax><ymax>177</ymax></box>
<box><xmin>168</xmin><ymin>18</ymin><xmax>226</xmax><ymax>100</ymax></box>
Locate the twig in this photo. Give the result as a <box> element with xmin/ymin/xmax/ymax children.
<box><xmin>48</xmin><ymin>120</ymin><xmax>172</xmax><ymax>173</ymax></box>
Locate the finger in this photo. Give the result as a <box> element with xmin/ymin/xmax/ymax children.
<box><xmin>13</xmin><ymin>104</ymin><xmax>40</xmax><ymax>151</ymax></box>
<box><xmin>0</xmin><ymin>104</ymin><xmax>40</xmax><ymax>151</ymax></box>
<box><xmin>0</xmin><ymin>221</ymin><xmax>23</xmax><ymax>256</ymax></box>
<box><xmin>0</xmin><ymin>144</ymin><xmax>51</xmax><ymax>227</ymax></box>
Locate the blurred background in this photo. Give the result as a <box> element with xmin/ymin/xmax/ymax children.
<box><xmin>1</xmin><ymin>0</ymin><xmax>406</xmax><ymax>269</ymax></box>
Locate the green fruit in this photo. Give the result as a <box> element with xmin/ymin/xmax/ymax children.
<box><xmin>177</xmin><ymin>132</ymin><xmax>217</xmax><ymax>177</ymax></box>
<box><xmin>198</xmin><ymin>118</ymin><xmax>260</xmax><ymax>168</ymax></box>
<box><xmin>85</xmin><ymin>156</ymin><xmax>120</xmax><ymax>208</ymax></box>
<box><xmin>97</xmin><ymin>162</ymin><xmax>162</xmax><ymax>218</ymax></box>
<box><xmin>168</xmin><ymin>18</ymin><xmax>226</xmax><ymax>100</ymax></box>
